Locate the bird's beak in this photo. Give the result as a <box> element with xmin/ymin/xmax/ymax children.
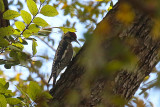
<box><xmin>75</xmin><ymin>40</ymin><xmax>81</xmax><ymax>46</ymax></box>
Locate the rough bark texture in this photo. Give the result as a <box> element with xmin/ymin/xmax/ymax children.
<box><xmin>0</xmin><ymin>0</ymin><xmax>9</xmax><ymax>27</ymax></box>
<box><xmin>49</xmin><ymin>1</ymin><xmax>159</xmax><ymax>107</ymax></box>
<box><xmin>114</xmin><ymin>12</ymin><xmax>159</xmax><ymax>100</ymax></box>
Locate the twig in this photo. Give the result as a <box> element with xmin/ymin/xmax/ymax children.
<box><xmin>30</xmin><ymin>62</ymin><xmax>49</xmax><ymax>86</ymax></box>
<box><xmin>36</xmin><ymin>36</ymin><xmax>56</xmax><ymax>52</ymax></box>
<box><xmin>15</xmin><ymin>2</ymin><xmax>44</xmax><ymax>41</ymax></box>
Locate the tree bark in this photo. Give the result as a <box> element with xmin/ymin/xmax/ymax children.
<box><xmin>49</xmin><ymin>1</ymin><xmax>159</xmax><ymax>107</ymax></box>
<box><xmin>0</xmin><ymin>0</ymin><xmax>9</xmax><ymax>27</ymax></box>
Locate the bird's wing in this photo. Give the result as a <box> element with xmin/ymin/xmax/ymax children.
<box><xmin>48</xmin><ymin>40</ymin><xmax>68</xmax><ymax>84</ymax></box>
<box><xmin>53</xmin><ymin>40</ymin><xmax>68</xmax><ymax>67</ymax></box>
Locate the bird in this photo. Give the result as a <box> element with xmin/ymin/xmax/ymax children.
<box><xmin>48</xmin><ymin>31</ymin><xmax>80</xmax><ymax>87</ymax></box>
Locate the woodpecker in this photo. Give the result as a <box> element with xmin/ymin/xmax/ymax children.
<box><xmin>48</xmin><ymin>31</ymin><xmax>80</xmax><ymax>87</ymax></box>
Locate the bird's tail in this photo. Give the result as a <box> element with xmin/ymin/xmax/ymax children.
<box><xmin>53</xmin><ymin>73</ymin><xmax>57</xmax><ymax>87</ymax></box>
<box><xmin>48</xmin><ymin>72</ymin><xmax>57</xmax><ymax>87</ymax></box>
<box><xmin>48</xmin><ymin>73</ymin><xmax>52</xmax><ymax>84</ymax></box>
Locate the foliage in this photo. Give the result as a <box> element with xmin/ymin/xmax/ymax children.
<box><xmin>0</xmin><ymin>0</ymin><xmax>69</xmax><ymax>106</ymax></box>
<box><xmin>0</xmin><ymin>0</ymin><xmax>77</xmax><ymax>69</ymax></box>
<box><xmin>0</xmin><ymin>78</ymin><xmax>51</xmax><ymax>106</ymax></box>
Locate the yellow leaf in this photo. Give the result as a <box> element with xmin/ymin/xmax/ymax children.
<box><xmin>40</xmin><ymin>0</ymin><xmax>45</xmax><ymax>3</ymax></box>
<box><xmin>23</xmin><ymin>29</ymin><xmax>32</xmax><ymax>38</ymax></box>
<box><xmin>0</xmin><ymin>37</ymin><xmax>9</xmax><ymax>47</ymax></box>
<box><xmin>143</xmin><ymin>76</ymin><xmax>149</xmax><ymax>82</ymax></box>
<box><xmin>62</xmin><ymin>3</ymin><xmax>67</xmax><ymax>9</ymax></box>
<box><xmin>21</xmin><ymin>10</ymin><xmax>32</xmax><ymax>24</ymax></box>
<box><xmin>27</xmin><ymin>81</ymin><xmax>42</xmax><ymax>101</ymax></box>
<box><xmin>12</xmin><ymin>43</ymin><xmax>24</xmax><ymax>50</ymax></box>
<box><xmin>13</xmin><ymin>29</ymin><xmax>21</xmax><ymax>36</ymax></box>
<box><xmin>19</xmin><ymin>37</ymin><xmax>23</xmax><ymax>43</ymax></box>
<box><xmin>3</xmin><ymin>10</ymin><xmax>20</xmax><ymax>20</ymax></box>
<box><xmin>107</xmin><ymin>6</ymin><xmax>112</xmax><ymax>11</ymax></box>
<box><xmin>15</xmin><ymin>21</ymin><xmax>25</xmax><ymax>31</ymax></box>
<box><xmin>0</xmin><ymin>26</ymin><xmax>15</xmax><ymax>37</ymax></box>
<box><xmin>28</xmin><ymin>24</ymin><xmax>40</xmax><ymax>33</ymax></box>
<box><xmin>0</xmin><ymin>94</ymin><xmax>7</xmax><ymax>107</ymax></box>
<box><xmin>40</xmin><ymin>5</ymin><xmax>59</xmax><ymax>17</ymax></box>
<box><xmin>32</xmin><ymin>39</ymin><xmax>38</xmax><ymax>55</ymax></box>
<box><xmin>16</xmin><ymin>73</ymin><xmax>22</xmax><ymax>81</ymax></box>
<box><xmin>59</xmin><ymin>27</ymin><xmax>76</xmax><ymax>33</ymax></box>
<box><xmin>33</xmin><ymin>17</ymin><xmax>49</xmax><ymax>27</ymax></box>
<box><xmin>6</xmin><ymin>98</ymin><xmax>21</xmax><ymax>105</ymax></box>
<box><xmin>27</xmin><ymin>0</ymin><xmax>38</xmax><ymax>16</ymax></box>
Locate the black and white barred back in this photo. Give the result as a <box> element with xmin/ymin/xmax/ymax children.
<box><xmin>48</xmin><ymin>32</ymin><xmax>79</xmax><ymax>87</ymax></box>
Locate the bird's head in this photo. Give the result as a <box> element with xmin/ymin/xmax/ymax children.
<box><xmin>64</xmin><ymin>31</ymin><xmax>80</xmax><ymax>45</ymax></box>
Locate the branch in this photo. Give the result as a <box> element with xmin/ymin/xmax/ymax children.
<box><xmin>36</xmin><ymin>36</ymin><xmax>56</xmax><ymax>52</ymax></box>
<box><xmin>48</xmin><ymin>1</ymin><xmax>160</xmax><ymax>106</ymax></box>
<box><xmin>15</xmin><ymin>2</ymin><xmax>44</xmax><ymax>41</ymax></box>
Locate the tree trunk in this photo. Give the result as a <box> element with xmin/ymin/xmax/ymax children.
<box><xmin>0</xmin><ymin>0</ymin><xmax>9</xmax><ymax>27</ymax></box>
<box><xmin>49</xmin><ymin>1</ymin><xmax>159</xmax><ymax>106</ymax></box>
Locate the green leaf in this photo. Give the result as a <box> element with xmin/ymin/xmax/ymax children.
<box><xmin>33</xmin><ymin>60</ymin><xmax>42</xmax><ymax>68</ymax></box>
<box><xmin>13</xmin><ymin>29</ymin><xmax>21</xmax><ymax>36</ymax></box>
<box><xmin>20</xmin><ymin>10</ymin><xmax>32</xmax><ymax>24</ymax></box>
<box><xmin>6</xmin><ymin>98</ymin><xmax>21</xmax><ymax>105</ymax></box>
<box><xmin>0</xmin><ymin>94</ymin><xmax>7</xmax><ymax>107</ymax></box>
<box><xmin>27</xmin><ymin>81</ymin><xmax>42</xmax><ymax>101</ymax></box>
<box><xmin>26</xmin><ymin>37</ymin><xmax>36</xmax><ymax>40</ymax></box>
<box><xmin>40</xmin><ymin>0</ymin><xmax>45</xmax><ymax>3</ymax></box>
<box><xmin>12</xmin><ymin>43</ymin><xmax>24</xmax><ymax>51</ymax></box>
<box><xmin>23</xmin><ymin>29</ymin><xmax>32</xmax><ymax>38</ymax></box>
<box><xmin>59</xmin><ymin>27</ymin><xmax>76</xmax><ymax>33</ymax></box>
<box><xmin>16</xmin><ymin>85</ymin><xmax>30</xmax><ymax>101</ymax></box>
<box><xmin>0</xmin><ymin>83</ymin><xmax>7</xmax><ymax>93</ymax></box>
<box><xmin>4</xmin><ymin>60</ymin><xmax>19</xmax><ymax>69</ymax></box>
<box><xmin>0</xmin><ymin>26</ymin><xmax>15</xmax><ymax>37</ymax></box>
<box><xmin>9</xmin><ymin>50</ymin><xmax>17</xmax><ymax>58</ymax></box>
<box><xmin>8</xmin><ymin>45</ymin><xmax>21</xmax><ymax>51</ymax></box>
<box><xmin>0</xmin><ymin>0</ymin><xmax>5</xmax><ymax>12</ymax></box>
<box><xmin>3</xmin><ymin>10</ymin><xmax>20</xmax><ymax>20</ymax></box>
<box><xmin>40</xmin><ymin>5</ymin><xmax>59</xmax><ymax>17</ymax></box>
<box><xmin>27</xmin><ymin>0</ymin><xmax>38</xmax><ymax>16</ymax></box>
<box><xmin>73</xmin><ymin>47</ymin><xmax>80</xmax><ymax>53</ymax></box>
<box><xmin>0</xmin><ymin>37</ymin><xmax>9</xmax><ymax>47</ymax></box>
<box><xmin>33</xmin><ymin>17</ymin><xmax>49</xmax><ymax>27</ymax></box>
<box><xmin>19</xmin><ymin>38</ymin><xmax>28</xmax><ymax>45</ymax></box>
<box><xmin>32</xmin><ymin>39</ymin><xmax>38</xmax><ymax>55</ymax></box>
<box><xmin>18</xmin><ymin>37</ymin><xmax>23</xmax><ymax>43</ymax></box>
<box><xmin>28</xmin><ymin>24</ymin><xmax>40</xmax><ymax>33</ymax></box>
<box><xmin>42</xmin><ymin>91</ymin><xmax>53</xmax><ymax>99</ymax></box>
<box><xmin>15</xmin><ymin>21</ymin><xmax>25</xmax><ymax>31</ymax></box>
<box><xmin>4</xmin><ymin>90</ymin><xmax>14</xmax><ymax>96</ymax></box>
<box><xmin>0</xmin><ymin>78</ymin><xmax>6</xmax><ymax>85</ymax></box>
<box><xmin>17</xmin><ymin>52</ymin><xmax>28</xmax><ymax>62</ymax></box>
<box><xmin>4</xmin><ymin>82</ymin><xmax>9</xmax><ymax>90</ymax></box>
